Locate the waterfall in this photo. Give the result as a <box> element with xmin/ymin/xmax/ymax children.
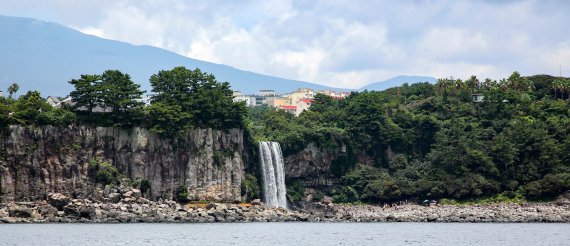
<box><xmin>259</xmin><ymin>141</ymin><xmax>288</xmax><ymax>209</ymax></box>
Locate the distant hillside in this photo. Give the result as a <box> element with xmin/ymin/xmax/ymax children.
<box><xmin>359</xmin><ymin>75</ymin><xmax>437</xmax><ymax>91</ymax></box>
<box><xmin>0</xmin><ymin>15</ymin><xmax>352</xmax><ymax>97</ymax></box>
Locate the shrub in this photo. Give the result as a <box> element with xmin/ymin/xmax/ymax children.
<box><xmin>240</xmin><ymin>174</ymin><xmax>260</xmax><ymax>202</ymax></box>
<box><xmin>140</xmin><ymin>180</ymin><xmax>151</xmax><ymax>194</ymax></box>
<box><xmin>525</xmin><ymin>173</ymin><xmax>570</xmax><ymax>200</ymax></box>
<box><xmin>89</xmin><ymin>158</ymin><xmax>121</xmax><ymax>185</ymax></box>
<box><xmin>286</xmin><ymin>180</ymin><xmax>305</xmax><ymax>202</ymax></box>
<box><xmin>332</xmin><ymin>186</ymin><xmax>359</xmax><ymax>203</ymax></box>
<box><xmin>177</xmin><ymin>185</ymin><xmax>189</xmax><ymax>202</ymax></box>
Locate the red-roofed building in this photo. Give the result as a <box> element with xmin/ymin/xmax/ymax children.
<box><xmin>279</xmin><ymin>105</ymin><xmax>297</xmax><ymax>114</ymax></box>
<box><xmin>297</xmin><ymin>98</ymin><xmax>313</xmax><ymax>115</ymax></box>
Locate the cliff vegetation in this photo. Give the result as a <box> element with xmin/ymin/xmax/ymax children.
<box><xmin>250</xmin><ymin>72</ymin><xmax>570</xmax><ymax>203</ymax></box>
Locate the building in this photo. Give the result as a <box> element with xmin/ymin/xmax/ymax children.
<box><xmin>267</xmin><ymin>97</ymin><xmax>290</xmax><ymax>108</ymax></box>
<box><xmin>254</xmin><ymin>90</ymin><xmax>278</xmax><ymax>106</ymax></box>
<box><xmin>317</xmin><ymin>90</ymin><xmax>337</xmax><ymax>97</ymax></box>
<box><xmin>232</xmin><ymin>91</ymin><xmax>253</xmax><ymax>106</ymax></box>
<box><xmin>316</xmin><ymin>90</ymin><xmax>351</xmax><ymax>99</ymax></box>
<box><xmin>133</xmin><ymin>94</ymin><xmax>155</xmax><ymax>106</ymax></box>
<box><xmin>472</xmin><ymin>93</ymin><xmax>484</xmax><ymax>103</ymax></box>
<box><xmin>288</xmin><ymin>88</ymin><xmax>315</xmax><ymax>104</ymax></box>
<box><xmin>259</xmin><ymin>90</ymin><xmax>277</xmax><ymax>97</ymax></box>
<box><xmin>296</xmin><ymin>98</ymin><xmax>313</xmax><ymax>116</ymax></box>
<box><xmin>279</xmin><ymin>105</ymin><xmax>297</xmax><ymax>114</ymax></box>
<box><xmin>46</xmin><ymin>96</ymin><xmax>61</xmax><ymax>107</ymax></box>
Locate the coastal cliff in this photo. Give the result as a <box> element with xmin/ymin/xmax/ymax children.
<box><xmin>284</xmin><ymin>142</ymin><xmax>349</xmax><ymax>188</ymax></box>
<box><xmin>0</xmin><ymin>126</ymin><xmax>244</xmax><ymax>203</ymax></box>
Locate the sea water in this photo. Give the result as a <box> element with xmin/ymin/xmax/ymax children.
<box><xmin>0</xmin><ymin>223</ymin><xmax>568</xmax><ymax>245</ymax></box>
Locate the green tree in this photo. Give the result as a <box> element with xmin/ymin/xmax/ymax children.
<box><xmin>99</xmin><ymin>70</ymin><xmax>145</xmax><ymax>113</ymax></box>
<box><xmin>147</xmin><ymin>66</ymin><xmax>245</xmax><ymax>136</ymax></box>
<box><xmin>10</xmin><ymin>91</ymin><xmax>52</xmax><ymax>125</ymax></box>
<box><xmin>7</xmin><ymin>83</ymin><xmax>19</xmax><ymax>99</ymax></box>
<box><xmin>145</xmin><ymin>102</ymin><xmax>191</xmax><ymax>137</ymax></box>
<box><xmin>69</xmin><ymin>74</ymin><xmax>101</xmax><ymax>113</ymax></box>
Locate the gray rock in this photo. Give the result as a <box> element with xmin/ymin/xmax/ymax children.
<box><xmin>251</xmin><ymin>199</ymin><xmax>261</xmax><ymax>205</ymax></box>
<box><xmin>137</xmin><ymin>197</ymin><xmax>151</xmax><ymax>204</ymax></box>
<box><xmin>322</xmin><ymin>196</ymin><xmax>333</xmax><ymax>204</ymax></box>
<box><xmin>0</xmin><ymin>126</ymin><xmax>245</xmax><ymax>203</ymax></box>
<box><xmin>108</xmin><ymin>193</ymin><xmax>121</xmax><ymax>203</ymax></box>
<box><xmin>132</xmin><ymin>189</ymin><xmax>142</xmax><ymax>199</ymax></box>
<box><xmin>8</xmin><ymin>207</ymin><xmax>33</xmax><ymax>218</ymax></box>
<box><xmin>79</xmin><ymin>207</ymin><xmax>97</xmax><ymax>219</ymax></box>
<box><xmin>47</xmin><ymin>193</ymin><xmax>70</xmax><ymax>210</ymax></box>
<box><xmin>123</xmin><ymin>191</ymin><xmax>133</xmax><ymax>198</ymax></box>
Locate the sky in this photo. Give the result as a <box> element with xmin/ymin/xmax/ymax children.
<box><xmin>0</xmin><ymin>0</ymin><xmax>569</xmax><ymax>88</ymax></box>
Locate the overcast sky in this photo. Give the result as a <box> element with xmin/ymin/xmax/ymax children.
<box><xmin>1</xmin><ymin>0</ymin><xmax>569</xmax><ymax>88</ymax></box>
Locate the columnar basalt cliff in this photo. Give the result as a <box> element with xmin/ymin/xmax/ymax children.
<box><xmin>0</xmin><ymin>126</ymin><xmax>244</xmax><ymax>203</ymax></box>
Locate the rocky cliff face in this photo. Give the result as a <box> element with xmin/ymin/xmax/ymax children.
<box><xmin>0</xmin><ymin>126</ymin><xmax>244</xmax><ymax>203</ymax></box>
<box><xmin>284</xmin><ymin>143</ymin><xmax>346</xmax><ymax>188</ymax></box>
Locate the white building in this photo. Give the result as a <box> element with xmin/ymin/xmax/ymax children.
<box><xmin>233</xmin><ymin>91</ymin><xmax>254</xmax><ymax>106</ymax></box>
<box><xmin>46</xmin><ymin>96</ymin><xmax>61</xmax><ymax>107</ymax></box>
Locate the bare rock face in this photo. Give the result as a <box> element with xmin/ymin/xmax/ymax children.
<box><xmin>0</xmin><ymin>126</ymin><xmax>245</xmax><ymax>203</ymax></box>
<box><xmin>284</xmin><ymin>143</ymin><xmax>344</xmax><ymax>187</ymax></box>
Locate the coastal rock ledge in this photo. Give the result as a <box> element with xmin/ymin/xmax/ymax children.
<box><xmin>1</xmin><ymin>192</ymin><xmax>569</xmax><ymax>223</ymax></box>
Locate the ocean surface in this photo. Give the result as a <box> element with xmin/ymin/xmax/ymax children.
<box><xmin>0</xmin><ymin>223</ymin><xmax>569</xmax><ymax>245</ymax></box>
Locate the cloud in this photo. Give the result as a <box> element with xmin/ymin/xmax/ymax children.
<box><xmin>1</xmin><ymin>0</ymin><xmax>569</xmax><ymax>88</ymax></box>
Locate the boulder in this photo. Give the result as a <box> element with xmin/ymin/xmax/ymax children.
<box><xmin>8</xmin><ymin>206</ymin><xmax>33</xmax><ymax>218</ymax></box>
<box><xmin>135</xmin><ymin>197</ymin><xmax>150</xmax><ymax>204</ymax></box>
<box><xmin>63</xmin><ymin>205</ymin><xmax>80</xmax><ymax>216</ymax></box>
<box><xmin>108</xmin><ymin>193</ymin><xmax>121</xmax><ymax>203</ymax></box>
<box><xmin>37</xmin><ymin>204</ymin><xmax>58</xmax><ymax>216</ymax></box>
<box><xmin>79</xmin><ymin>207</ymin><xmax>97</xmax><ymax>219</ymax></box>
<box><xmin>427</xmin><ymin>214</ymin><xmax>438</xmax><ymax>222</ymax></box>
<box><xmin>132</xmin><ymin>189</ymin><xmax>142</xmax><ymax>199</ymax></box>
<box><xmin>123</xmin><ymin>191</ymin><xmax>133</xmax><ymax>198</ymax></box>
<box><xmin>47</xmin><ymin>193</ymin><xmax>70</xmax><ymax>210</ymax></box>
<box><xmin>321</xmin><ymin>196</ymin><xmax>333</xmax><ymax>205</ymax></box>
<box><xmin>251</xmin><ymin>199</ymin><xmax>261</xmax><ymax>205</ymax></box>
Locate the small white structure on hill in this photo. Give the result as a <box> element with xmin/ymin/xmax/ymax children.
<box><xmin>472</xmin><ymin>93</ymin><xmax>484</xmax><ymax>103</ymax></box>
<box><xmin>46</xmin><ymin>96</ymin><xmax>61</xmax><ymax>107</ymax></box>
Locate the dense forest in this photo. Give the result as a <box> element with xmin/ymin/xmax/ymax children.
<box><xmin>2</xmin><ymin>68</ymin><xmax>570</xmax><ymax>204</ymax></box>
<box><xmin>250</xmin><ymin>72</ymin><xmax>570</xmax><ymax>203</ymax></box>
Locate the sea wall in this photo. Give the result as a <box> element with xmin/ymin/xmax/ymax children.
<box><xmin>0</xmin><ymin>126</ymin><xmax>244</xmax><ymax>202</ymax></box>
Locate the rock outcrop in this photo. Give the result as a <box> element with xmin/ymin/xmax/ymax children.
<box><xmin>0</xmin><ymin>126</ymin><xmax>244</xmax><ymax>203</ymax></box>
<box><xmin>284</xmin><ymin>143</ymin><xmax>344</xmax><ymax>187</ymax></box>
<box><xmin>1</xmin><ymin>198</ymin><xmax>569</xmax><ymax>223</ymax></box>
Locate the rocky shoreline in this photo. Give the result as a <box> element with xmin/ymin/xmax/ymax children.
<box><xmin>1</xmin><ymin>192</ymin><xmax>569</xmax><ymax>223</ymax></box>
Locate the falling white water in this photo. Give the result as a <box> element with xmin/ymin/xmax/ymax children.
<box><xmin>259</xmin><ymin>141</ymin><xmax>288</xmax><ymax>209</ymax></box>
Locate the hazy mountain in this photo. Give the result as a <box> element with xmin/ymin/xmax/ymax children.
<box><xmin>0</xmin><ymin>15</ymin><xmax>354</xmax><ymax>97</ymax></box>
<box><xmin>359</xmin><ymin>75</ymin><xmax>437</xmax><ymax>91</ymax></box>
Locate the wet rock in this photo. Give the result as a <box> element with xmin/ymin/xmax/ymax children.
<box><xmin>427</xmin><ymin>214</ymin><xmax>438</xmax><ymax>222</ymax></box>
<box><xmin>79</xmin><ymin>207</ymin><xmax>97</xmax><ymax>219</ymax></box>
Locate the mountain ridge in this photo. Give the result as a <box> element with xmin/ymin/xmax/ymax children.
<box><xmin>0</xmin><ymin>15</ymin><xmax>435</xmax><ymax>97</ymax></box>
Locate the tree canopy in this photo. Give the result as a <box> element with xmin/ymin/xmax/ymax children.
<box><xmin>250</xmin><ymin>72</ymin><xmax>570</xmax><ymax>202</ymax></box>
